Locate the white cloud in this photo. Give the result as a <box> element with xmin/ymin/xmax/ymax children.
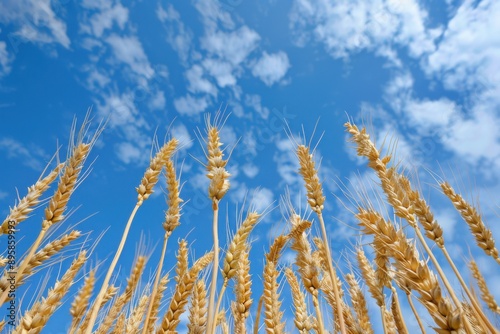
<box><xmin>274</xmin><ymin>137</ymin><xmax>301</xmax><ymax>187</ymax></box>
<box><xmin>0</xmin><ymin>41</ymin><xmax>13</xmax><ymax>77</ymax></box>
<box><xmin>201</xmin><ymin>26</ymin><xmax>260</xmax><ymax>66</ymax></box>
<box><xmin>194</xmin><ymin>0</ymin><xmax>235</xmax><ymax>31</ymax></box>
<box><xmin>157</xmin><ymin>4</ymin><xmax>193</xmax><ymax>64</ymax></box>
<box><xmin>95</xmin><ymin>91</ymin><xmax>152</xmax><ymax>162</ymax></box>
<box><xmin>115</xmin><ymin>141</ymin><xmax>143</xmax><ymax>164</ymax></box>
<box><xmin>251</xmin><ymin>51</ymin><xmax>291</xmax><ymax>86</ymax></box>
<box><xmin>97</xmin><ymin>92</ymin><xmax>140</xmax><ymax>128</ymax></box>
<box><xmin>441</xmin><ymin>109</ymin><xmax>500</xmax><ymax>170</ymax></box>
<box><xmin>242</xmin><ymin>131</ymin><xmax>258</xmax><ymax>156</ymax></box>
<box><xmin>148</xmin><ymin>90</ymin><xmax>166</xmax><ymax>111</ymax></box>
<box><xmin>242</xmin><ymin>163</ymin><xmax>259</xmax><ymax>178</ymax></box>
<box><xmin>0</xmin><ymin>190</ymin><xmax>8</xmax><ymax>200</ymax></box>
<box><xmin>202</xmin><ymin>59</ymin><xmax>237</xmax><ymax>88</ymax></box>
<box><xmin>425</xmin><ymin>0</ymin><xmax>500</xmax><ymax>94</ymax></box>
<box><xmin>106</xmin><ymin>34</ymin><xmax>154</xmax><ymax>80</ymax></box>
<box><xmin>186</xmin><ymin>64</ymin><xmax>217</xmax><ymax>95</ymax></box>
<box><xmin>220</xmin><ymin>125</ymin><xmax>238</xmax><ymax>148</ymax></box>
<box><xmin>404</xmin><ymin>98</ymin><xmax>458</xmax><ymax>134</ymax></box>
<box><xmin>250</xmin><ymin>187</ymin><xmax>274</xmax><ymax>213</ymax></box>
<box><xmin>0</xmin><ymin>0</ymin><xmax>70</xmax><ymax>48</ymax></box>
<box><xmin>383</xmin><ymin>70</ymin><xmax>414</xmax><ymax>112</ymax></box>
<box><xmin>244</xmin><ymin>94</ymin><xmax>270</xmax><ymax>119</ymax></box>
<box><xmin>289</xmin><ymin>0</ymin><xmax>440</xmax><ymax>60</ymax></box>
<box><xmin>174</xmin><ymin>94</ymin><xmax>209</xmax><ymax>117</ymax></box>
<box><xmin>85</xmin><ymin>67</ymin><xmax>111</xmax><ymax>91</ymax></box>
<box><xmin>80</xmin><ymin>1</ymin><xmax>128</xmax><ymax>37</ymax></box>
<box><xmin>0</xmin><ymin>137</ymin><xmax>47</xmax><ymax>170</ymax></box>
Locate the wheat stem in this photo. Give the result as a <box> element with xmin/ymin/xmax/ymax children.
<box><xmin>206</xmin><ymin>200</ymin><xmax>220</xmax><ymax>334</ymax></box>
<box><xmin>318</xmin><ymin>213</ymin><xmax>346</xmax><ymax>334</ymax></box>
<box><xmin>142</xmin><ymin>233</ymin><xmax>170</xmax><ymax>334</ymax></box>
<box><xmin>84</xmin><ymin>203</ymin><xmax>140</xmax><ymax>334</ymax></box>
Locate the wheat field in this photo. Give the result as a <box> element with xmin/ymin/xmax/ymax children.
<box><xmin>1</xmin><ymin>114</ymin><xmax>499</xmax><ymax>334</ymax></box>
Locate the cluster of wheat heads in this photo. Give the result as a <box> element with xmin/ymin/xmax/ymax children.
<box><xmin>1</xmin><ymin>114</ymin><xmax>500</xmax><ymax>334</ymax></box>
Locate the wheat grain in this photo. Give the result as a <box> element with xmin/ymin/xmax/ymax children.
<box><xmin>157</xmin><ymin>250</ymin><xmax>213</xmax><ymax>333</ymax></box>
<box><xmin>1</xmin><ymin>162</ymin><xmax>63</xmax><ymax>234</ymax></box>
<box><xmin>15</xmin><ymin>251</ymin><xmax>87</xmax><ymax>334</ymax></box>
<box><xmin>188</xmin><ymin>280</ymin><xmax>208</xmax><ymax>334</ymax></box>
<box><xmin>441</xmin><ymin>182</ymin><xmax>500</xmax><ymax>265</ymax></box>
<box><xmin>232</xmin><ymin>247</ymin><xmax>252</xmax><ymax>334</ymax></box>
<box><xmin>346</xmin><ymin>273</ymin><xmax>374</xmax><ymax>334</ymax></box>
<box><xmin>137</xmin><ymin>139</ymin><xmax>178</xmax><ymax>204</ymax></box>
<box><xmin>469</xmin><ymin>259</ymin><xmax>500</xmax><ymax>315</ymax></box>
<box><xmin>70</xmin><ymin>269</ymin><xmax>95</xmax><ymax>331</ymax></box>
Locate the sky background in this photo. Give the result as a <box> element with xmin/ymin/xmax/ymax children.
<box><xmin>1</xmin><ymin>0</ymin><xmax>500</xmax><ymax>332</ymax></box>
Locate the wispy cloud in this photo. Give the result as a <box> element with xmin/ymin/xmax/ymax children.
<box><xmin>0</xmin><ymin>137</ymin><xmax>48</xmax><ymax>170</ymax></box>
<box><xmin>289</xmin><ymin>0</ymin><xmax>440</xmax><ymax>61</ymax></box>
<box><xmin>251</xmin><ymin>51</ymin><xmax>291</xmax><ymax>86</ymax></box>
<box><xmin>0</xmin><ymin>41</ymin><xmax>13</xmax><ymax>77</ymax></box>
<box><xmin>80</xmin><ymin>1</ymin><xmax>128</xmax><ymax>38</ymax></box>
<box><xmin>0</xmin><ymin>0</ymin><xmax>70</xmax><ymax>48</ymax></box>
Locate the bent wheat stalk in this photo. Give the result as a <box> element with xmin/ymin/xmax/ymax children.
<box><xmin>84</xmin><ymin>139</ymin><xmax>177</xmax><ymax>334</ymax></box>
<box><xmin>297</xmin><ymin>144</ymin><xmax>346</xmax><ymax>334</ymax></box>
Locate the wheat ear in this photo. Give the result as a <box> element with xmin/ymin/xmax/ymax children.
<box><xmin>70</xmin><ymin>269</ymin><xmax>96</xmax><ymax>332</ymax></box>
<box><xmin>285</xmin><ymin>267</ymin><xmax>313</xmax><ymax>333</ymax></box>
<box><xmin>232</xmin><ymin>247</ymin><xmax>253</xmax><ymax>334</ymax></box>
<box><xmin>157</xmin><ymin>250</ymin><xmax>213</xmax><ymax>333</ymax></box>
<box><xmin>15</xmin><ymin>251</ymin><xmax>87</xmax><ymax>333</ymax></box>
<box><xmin>356</xmin><ymin>246</ymin><xmax>388</xmax><ymax>332</ymax></box>
<box><xmin>288</xmin><ymin>215</ymin><xmax>324</xmax><ymax>333</ymax></box>
<box><xmin>112</xmin><ymin>313</ymin><xmax>126</xmax><ymax>334</ymax></box>
<box><xmin>146</xmin><ymin>273</ymin><xmax>169</xmax><ymax>333</ymax></box>
<box><xmin>85</xmin><ymin>139</ymin><xmax>177</xmax><ymax>334</ymax></box>
<box><xmin>1</xmin><ymin>162</ymin><xmax>63</xmax><ymax>234</ymax></box>
<box><xmin>215</xmin><ymin>212</ymin><xmax>260</xmax><ymax>321</ymax></box>
<box><xmin>469</xmin><ymin>259</ymin><xmax>500</xmax><ymax>315</ymax></box>
<box><xmin>262</xmin><ymin>235</ymin><xmax>287</xmax><ymax>334</ymax></box>
<box><xmin>188</xmin><ymin>279</ymin><xmax>208</xmax><ymax>334</ymax></box>
<box><xmin>441</xmin><ymin>181</ymin><xmax>500</xmax><ymax>265</ymax></box>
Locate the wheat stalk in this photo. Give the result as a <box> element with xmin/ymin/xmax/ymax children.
<box><xmin>85</xmin><ymin>139</ymin><xmax>177</xmax><ymax>334</ymax></box>
<box><xmin>297</xmin><ymin>144</ymin><xmax>346</xmax><ymax>334</ymax></box>
<box><xmin>96</xmin><ymin>256</ymin><xmax>146</xmax><ymax>334</ymax></box>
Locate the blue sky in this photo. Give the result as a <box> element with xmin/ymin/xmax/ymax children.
<box><xmin>1</xmin><ymin>0</ymin><xmax>500</xmax><ymax>332</ymax></box>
